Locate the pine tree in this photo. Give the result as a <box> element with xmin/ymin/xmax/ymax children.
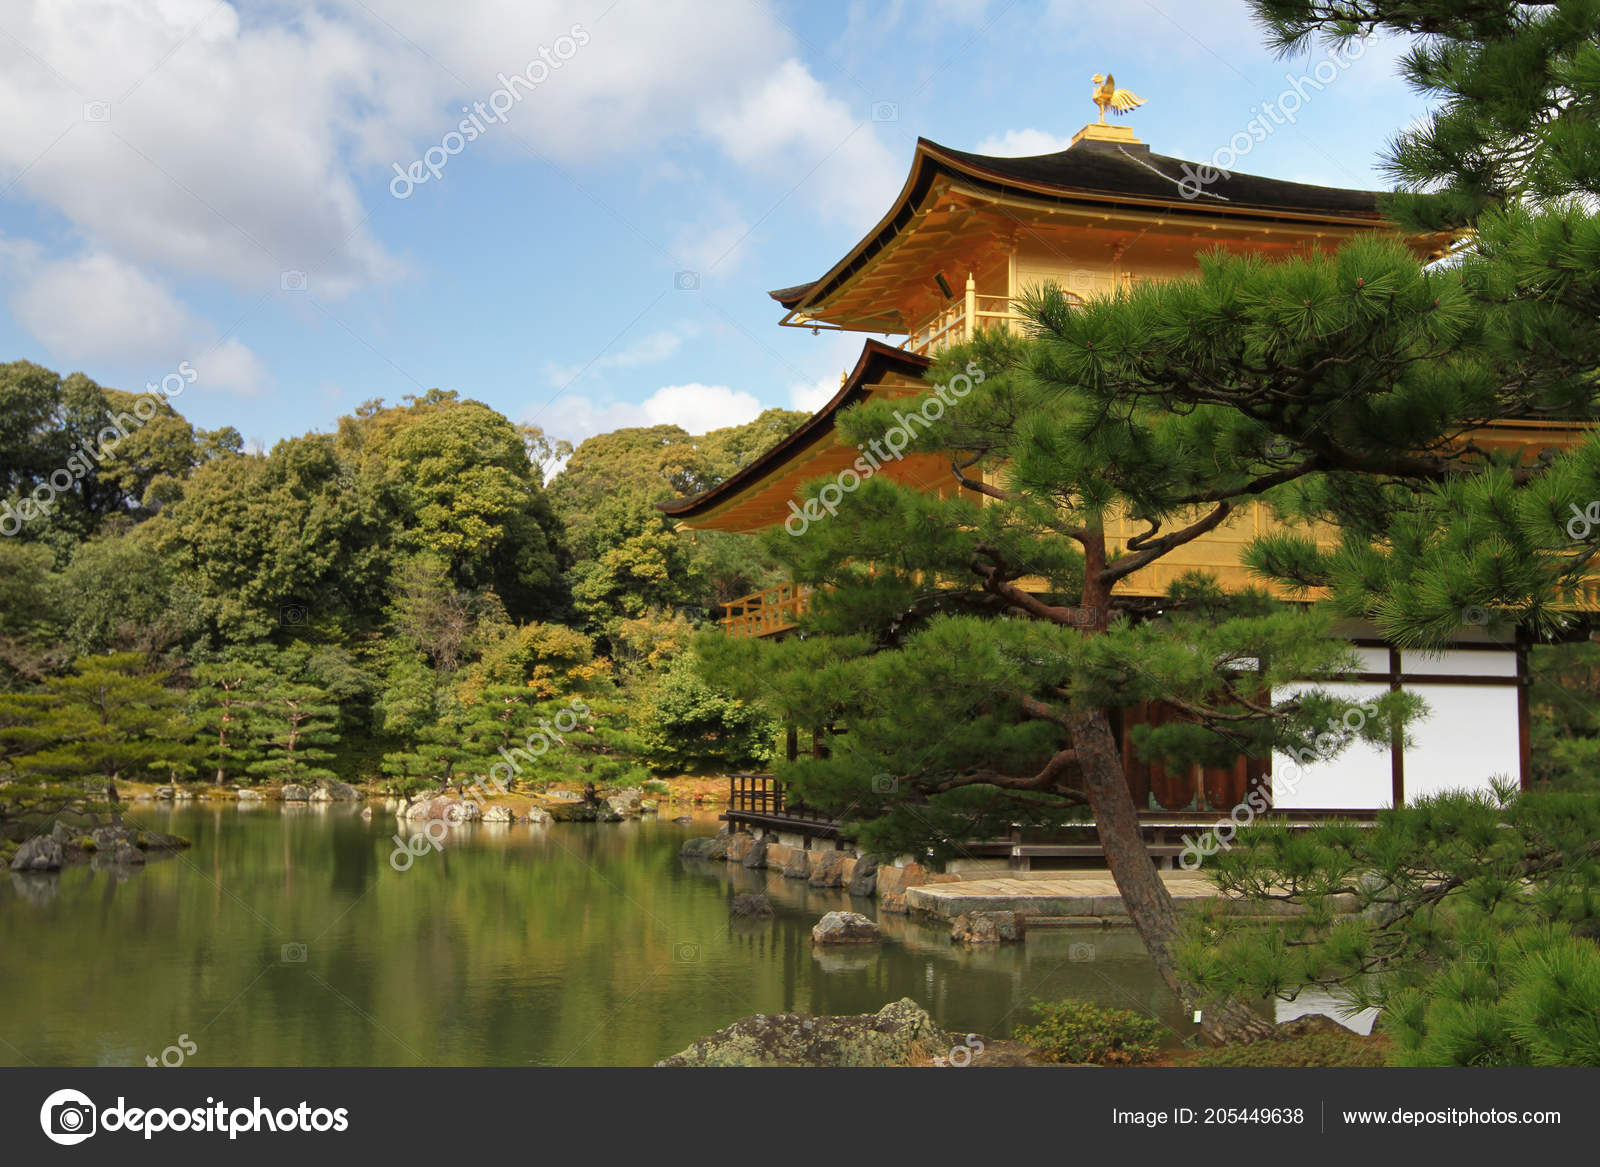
<box><xmin>1176</xmin><ymin>778</ymin><xmax>1600</xmax><ymax>1064</ymax></box>
<box><xmin>246</xmin><ymin>680</ymin><xmax>341</xmax><ymax>788</ymax></box>
<box><xmin>702</xmin><ymin>0</ymin><xmax>1600</xmax><ymax>1044</ymax></box>
<box><xmin>0</xmin><ymin>653</ymin><xmax>193</xmax><ymax>828</ymax></box>
<box><xmin>190</xmin><ymin>657</ymin><xmax>275</xmax><ymax>785</ymax></box>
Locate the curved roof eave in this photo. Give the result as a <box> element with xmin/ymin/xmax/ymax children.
<box><xmin>656</xmin><ymin>338</ymin><xmax>932</xmax><ymax>520</ymax></box>
<box><xmin>770</xmin><ymin>136</ymin><xmax>1398</xmax><ymax>314</ymax></box>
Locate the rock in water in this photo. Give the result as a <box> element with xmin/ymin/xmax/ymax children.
<box><xmin>546</xmin><ymin>801</ymin><xmax>598</xmax><ymax>823</ymax></box>
<box><xmin>109</xmin><ymin>842</ymin><xmax>146</xmax><ymax>866</ymax></box>
<box><xmin>949</xmin><ymin>911</ymin><xmax>1026</xmax><ymax>944</ymax></box>
<box><xmin>315</xmin><ymin>778</ymin><xmax>361</xmax><ymax>802</ymax></box>
<box><xmin>847</xmin><ymin>855</ymin><xmax>879</xmax><ymax>897</ymax></box>
<box><xmin>742</xmin><ymin>835</ymin><xmax>771</xmax><ymax>870</ymax></box>
<box><xmin>807</xmin><ymin>850</ymin><xmax>849</xmax><ymax>888</ymax></box>
<box><xmin>10</xmin><ymin>836</ymin><xmax>64</xmax><ymax>872</ymax></box>
<box><xmin>679</xmin><ymin>836</ymin><xmax>717</xmax><ymax>859</ymax></box>
<box><xmin>656</xmin><ymin>999</ymin><xmax>950</xmax><ymax>1068</ymax></box>
<box><xmin>730</xmin><ymin>893</ymin><xmax>773</xmax><ymax>918</ymax></box>
<box><xmin>811</xmin><ymin>910</ymin><xmax>882</xmax><ymax>945</ymax></box>
<box><xmin>521</xmin><ymin>807</ymin><xmax>553</xmax><ymax>825</ymax></box>
<box><xmin>91</xmin><ymin>826</ymin><xmax>131</xmax><ymax>851</ymax></box>
<box><xmin>482</xmin><ymin>805</ymin><xmax>514</xmax><ymax>822</ymax></box>
<box><xmin>281</xmin><ymin>784</ymin><xmax>310</xmax><ymax>802</ymax></box>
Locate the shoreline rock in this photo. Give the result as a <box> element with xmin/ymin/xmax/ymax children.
<box><xmin>656</xmin><ymin>999</ymin><xmax>951</xmax><ymax>1068</ymax></box>
<box><xmin>950</xmin><ymin>910</ymin><xmax>1027</xmax><ymax>944</ymax></box>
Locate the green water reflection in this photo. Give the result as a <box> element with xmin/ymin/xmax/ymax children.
<box><xmin>0</xmin><ymin>804</ymin><xmax>1184</xmax><ymax>1066</ymax></box>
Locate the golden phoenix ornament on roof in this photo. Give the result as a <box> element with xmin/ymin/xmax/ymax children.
<box><xmin>1091</xmin><ymin>73</ymin><xmax>1145</xmax><ymax>124</ymax></box>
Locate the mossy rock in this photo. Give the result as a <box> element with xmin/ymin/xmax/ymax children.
<box><xmin>134</xmin><ymin>829</ymin><xmax>191</xmax><ymax>851</ymax></box>
<box><xmin>656</xmin><ymin>999</ymin><xmax>953</xmax><ymax>1067</ymax></box>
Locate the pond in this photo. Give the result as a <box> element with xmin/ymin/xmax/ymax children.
<box><xmin>0</xmin><ymin>804</ymin><xmax>1188</xmax><ymax>1066</ymax></box>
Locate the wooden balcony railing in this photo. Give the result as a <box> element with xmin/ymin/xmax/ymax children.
<box><xmin>720</xmin><ymin>580</ymin><xmax>813</xmax><ymax>638</ymax></box>
<box><xmin>726</xmin><ymin>773</ymin><xmax>837</xmax><ymax>828</ymax></box>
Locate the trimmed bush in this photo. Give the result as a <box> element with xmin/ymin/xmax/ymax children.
<box><xmin>1014</xmin><ymin>999</ymin><xmax>1164</xmax><ymax>1065</ymax></box>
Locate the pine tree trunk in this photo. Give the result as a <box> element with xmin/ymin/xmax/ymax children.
<box><xmin>1069</xmin><ymin>706</ymin><xmax>1276</xmax><ymax>1045</ymax></box>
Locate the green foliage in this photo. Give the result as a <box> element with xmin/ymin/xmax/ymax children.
<box><xmin>1387</xmin><ymin>930</ymin><xmax>1600</xmax><ymax>1066</ymax></box>
<box><xmin>1013</xmin><ymin>999</ymin><xmax>1165</xmax><ymax>1065</ymax></box>
<box><xmin>1177</xmin><ymin>780</ymin><xmax>1600</xmax><ymax>1064</ymax></box>
<box><xmin>0</xmin><ymin>653</ymin><xmax>195</xmax><ymax>829</ymax></box>
<box><xmin>245</xmin><ymin>680</ymin><xmax>342</xmax><ymax>787</ymax></box>
<box><xmin>1190</xmin><ymin>1031</ymin><xmax>1387</xmax><ymax>1067</ymax></box>
<box><xmin>1527</xmin><ymin>639</ymin><xmax>1600</xmax><ymax>787</ymax></box>
<box><xmin>637</xmin><ymin>652</ymin><xmax>777</xmax><ymax>774</ymax></box>
<box><xmin>545</xmin><ymin>409</ymin><xmax>805</xmax><ymax>643</ymax></box>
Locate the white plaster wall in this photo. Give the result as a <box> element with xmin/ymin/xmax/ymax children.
<box><xmin>1271</xmin><ymin>649</ymin><xmax>1519</xmax><ymax>809</ymax></box>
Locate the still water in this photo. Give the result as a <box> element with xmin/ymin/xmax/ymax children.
<box><xmin>0</xmin><ymin>804</ymin><xmax>1184</xmax><ymax>1066</ymax></box>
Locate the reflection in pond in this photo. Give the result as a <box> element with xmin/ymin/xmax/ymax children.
<box><xmin>0</xmin><ymin>805</ymin><xmax>1186</xmax><ymax>1065</ymax></box>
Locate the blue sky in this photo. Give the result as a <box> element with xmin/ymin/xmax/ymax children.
<box><xmin>0</xmin><ymin>0</ymin><xmax>1436</xmax><ymax>460</ymax></box>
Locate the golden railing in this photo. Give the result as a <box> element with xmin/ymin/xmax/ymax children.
<box><xmin>720</xmin><ymin>581</ymin><xmax>814</xmax><ymax>638</ymax></box>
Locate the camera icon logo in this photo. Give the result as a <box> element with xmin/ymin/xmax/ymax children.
<box><xmin>1068</xmin><ymin>941</ymin><xmax>1096</xmax><ymax>963</ymax></box>
<box><xmin>674</xmin><ymin>270</ymin><xmax>700</xmax><ymax>291</ymax></box>
<box><xmin>674</xmin><ymin>941</ymin><xmax>701</xmax><ymax>963</ymax></box>
<box><xmin>83</xmin><ymin>101</ymin><xmax>111</xmax><ymax>122</ymax></box>
<box><xmin>40</xmin><ymin>1088</ymin><xmax>97</xmax><ymax>1145</ymax></box>
<box><xmin>279</xmin><ymin>603</ymin><xmax>308</xmax><ymax>626</ymax></box>
<box><xmin>281</xmin><ymin>942</ymin><xmax>308</xmax><ymax>963</ymax></box>
<box><xmin>1461</xmin><ymin>605</ymin><xmax>1489</xmax><ymax>627</ymax></box>
<box><xmin>280</xmin><ymin>270</ymin><xmax>308</xmax><ymax>292</ymax></box>
<box><xmin>871</xmin><ymin>101</ymin><xmax>898</xmax><ymax>122</ymax></box>
<box><xmin>870</xmin><ymin>773</ymin><xmax>898</xmax><ymax>794</ymax></box>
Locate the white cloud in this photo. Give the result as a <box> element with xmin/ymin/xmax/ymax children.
<box><xmin>4</xmin><ymin>248</ymin><xmax>266</xmax><ymax>394</ymax></box>
<box><xmin>701</xmin><ymin>58</ymin><xmax>901</xmax><ymax>228</ymax></box>
<box><xmin>542</xmin><ymin>324</ymin><xmax>695</xmax><ymax>388</ymax></box>
<box><xmin>671</xmin><ymin>202</ymin><xmax>756</xmax><ymax>277</ymax></box>
<box><xmin>973</xmin><ymin>128</ymin><xmax>1075</xmax><ymax>157</ymax></box>
<box><xmin>527</xmin><ymin>382</ymin><xmax>765</xmax><ymax>446</ymax></box>
<box><xmin>0</xmin><ymin>1</ymin><xmax>897</xmax><ymax>396</ymax></box>
<box><xmin>788</xmin><ymin>375</ymin><xmax>838</xmax><ymax>413</ymax></box>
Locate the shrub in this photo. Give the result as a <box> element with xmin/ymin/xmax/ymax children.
<box><xmin>637</xmin><ymin>654</ymin><xmax>777</xmax><ymax>774</ymax></box>
<box><xmin>1013</xmin><ymin>999</ymin><xmax>1165</xmax><ymax>1065</ymax></box>
<box><xmin>1192</xmin><ymin>1032</ymin><xmax>1388</xmax><ymax>1067</ymax></box>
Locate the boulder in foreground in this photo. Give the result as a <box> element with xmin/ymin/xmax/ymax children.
<box><xmin>656</xmin><ymin>998</ymin><xmax>950</xmax><ymax>1067</ymax></box>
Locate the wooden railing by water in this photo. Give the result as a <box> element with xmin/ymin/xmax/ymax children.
<box><xmin>725</xmin><ymin>773</ymin><xmax>838</xmax><ymax>830</ymax></box>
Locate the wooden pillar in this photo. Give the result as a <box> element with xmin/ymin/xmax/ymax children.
<box><xmin>964</xmin><ymin>272</ymin><xmax>977</xmax><ymax>341</ymax></box>
<box><xmin>1389</xmin><ymin>645</ymin><xmax>1405</xmax><ymax>808</ymax></box>
<box><xmin>1516</xmin><ymin>635</ymin><xmax>1532</xmax><ymax>790</ymax></box>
